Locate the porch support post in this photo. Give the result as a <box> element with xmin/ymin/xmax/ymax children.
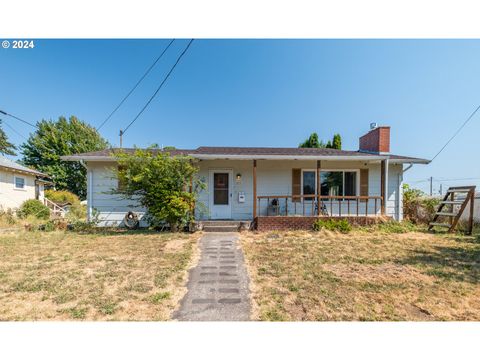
<box><xmin>316</xmin><ymin>160</ymin><xmax>321</xmax><ymax>216</ymax></box>
<box><xmin>253</xmin><ymin>159</ymin><xmax>257</xmax><ymax>220</ymax></box>
<box><xmin>380</xmin><ymin>158</ymin><xmax>389</xmax><ymax>215</ymax></box>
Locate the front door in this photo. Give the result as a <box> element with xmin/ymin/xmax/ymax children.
<box><xmin>210</xmin><ymin>170</ymin><xmax>232</xmax><ymax>219</ymax></box>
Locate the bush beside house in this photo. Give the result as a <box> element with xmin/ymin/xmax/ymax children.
<box><xmin>403</xmin><ymin>184</ymin><xmax>439</xmax><ymax>224</ymax></box>
<box><xmin>17</xmin><ymin>199</ymin><xmax>50</xmax><ymax>220</ymax></box>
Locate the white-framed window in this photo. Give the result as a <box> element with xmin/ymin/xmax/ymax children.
<box><xmin>14</xmin><ymin>176</ymin><xmax>26</xmax><ymax>190</ymax></box>
<box><xmin>301</xmin><ymin>169</ymin><xmax>359</xmax><ymax>198</ymax></box>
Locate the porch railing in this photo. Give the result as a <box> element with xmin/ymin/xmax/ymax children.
<box><xmin>256</xmin><ymin>195</ymin><xmax>383</xmax><ymax>217</ymax></box>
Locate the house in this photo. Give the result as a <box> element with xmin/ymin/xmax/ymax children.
<box><xmin>62</xmin><ymin>125</ymin><xmax>430</xmax><ymax>230</ymax></box>
<box><xmin>0</xmin><ymin>156</ymin><xmax>50</xmax><ymax>211</ymax></box>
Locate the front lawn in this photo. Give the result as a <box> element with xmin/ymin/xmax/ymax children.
<box><xmin>241</xmin><ymin>228</ymin><xmax>480</xmax><ymax>321</ymax></box>
<box><xmin>0</xmin><ymin>230</ymin><xmax>198</xmax><ymax>320</ymax></box>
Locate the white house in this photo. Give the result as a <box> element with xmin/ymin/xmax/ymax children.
<box><xmin>0</xmin><ymin>156</ymin><xmax>50</xmax><ymax>211</ymax></box>
<box><xmin>62</xmin><ymin>125</ymin><xmax>430</xmax><ymax>230</ymax></box>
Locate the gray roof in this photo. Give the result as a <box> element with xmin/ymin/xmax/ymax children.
<box><xmin>0</xmin><ymin>156</ymin><xmax>48</xmax><ymax>177</ymax></box>
<box><xmin>61</xmin><ymin>147</ymin><xmax>430</xmax><ymax>164</ymax></box>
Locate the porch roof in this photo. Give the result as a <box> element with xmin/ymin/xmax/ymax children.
<box><xmin>61</xmin><ymin>146</ymin><xmax>430</xmax><ymax>164</ymax></box>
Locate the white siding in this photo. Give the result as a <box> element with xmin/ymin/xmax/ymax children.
<box><xmin>0</xmin><ymin>169</ymin><xmax>37</xmax><ymax>210</ymax></box>
<box><xmin>86</xmin><ymin>162</ymin><xmax>147</xmax><ymax>227</ymax></box>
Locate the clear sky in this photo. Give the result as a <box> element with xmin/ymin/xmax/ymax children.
<box><xmin>1</xmin><ymin>39</ymin><xmax>479</xmax><ymax>194</ymax></box>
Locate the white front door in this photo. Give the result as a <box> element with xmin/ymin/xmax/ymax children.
<box><xmin>209</xmin><ymin>170</ymin><xmax>233</xmax><ymax>219</ymax></box>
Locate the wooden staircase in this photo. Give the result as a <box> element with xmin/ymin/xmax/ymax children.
<box><xmin>43</xmin><ymin>198</ymin><xmax>67</xmax><ymax>218</ymax></box>
<box><xmin>428</xmin><ymin>186</ymin><xmax>476</xmax><ymax>235</ymax></box>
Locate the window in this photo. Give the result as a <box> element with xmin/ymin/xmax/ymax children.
<box><xmin>213</xmin><ymin>173</ymin><xmax>229</xmax><ymax>205</ymax></box>
<box><xmin>14</xmin><ymin>176</ymin><xmax>25</xmax><ymax>190</ymax></box>
<box><xmin>302</xmin><ymin>171</ymin><xmax>316</xmax><ymax>200</ymax></box>
<box><xmin>321</xmin><ymin>171</ymin><xmax>357</xmax><ymax>197</ymax></box>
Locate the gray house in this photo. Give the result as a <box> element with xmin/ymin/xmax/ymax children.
<box><xmin>63</xmin><ymin>125</ymin><xmax>429</xmax><ymax>230</ymax></box>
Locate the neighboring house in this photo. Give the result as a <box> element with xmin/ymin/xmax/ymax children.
<box><xmin>0</xmin><ymin>156</ymin><xmax>50</xmax><ymax>211</ymax></box>
<box><xmin>459</xmin><ymin>193</ymin><xmax>480</xmax><ymax>223</ymax></box>
<box><xmin>62</xmin><ymin>125</ymin><xmax>429</xmax><ymax>229</ymax></box>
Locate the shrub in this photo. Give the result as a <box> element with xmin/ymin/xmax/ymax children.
<box><xmin>312</xmin><ymin>218</ymin><xmax>352</xmax><ymax>233</ymax></box>
<box><xmin>366</xmin><ymin>220</ymin><xmax>420</xmax><ymax>234</ymax></box>
<box><xmin>65</xmin><ymin>203</ymin><xmax>87</xmax><ymax>221</ymax></box>
<box><xmin>45</xmin><ymin>189</ymin><xmax>80</xmax><ymax>205</ymax></box>
<box><xmin>0</xmin><ymin>208</ymin><xmax>16</xmax><ymax>226</ymax></box>
<box><xmin>113</xmin><ymin>148</ymin><xmax>205</xmax><ymax>231</ymax></box>
<box><xmin>17</xmin><ymin>200</ymin><xmax>50</xmax><ymax>220</ymax></box>
<box><xmin>403</xmin><ymin>184</ymin><xmax>440</xmax><ymax>224</ymax></box>
<box><xmin>41</xmin><ymin>219</ymin><xmax>68</xmax><ymax>232</ymax></box>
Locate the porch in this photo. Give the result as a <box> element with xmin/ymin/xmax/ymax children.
<box><xmin>196</xmin><ymin>156</ymin><xmax>397</xmax><ymax>229</ymax></box>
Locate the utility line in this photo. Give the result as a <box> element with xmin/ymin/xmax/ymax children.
<box><xmin>97</xmin><ymin>39</ymin><xmax>175</xmax><ymax>131</ymax></box>
<box><xmin>122</xmin><ymin>39</ymin><xmax>194</xmax><ymax>135</ymax></box>
<box><xmin>0</xmin><ymin>109</ymin><xmax>37</xmax><ymax>128</ymax></box>
<box><xmin>431</xmin><ymin>104</ymin><xmax>480</xmax><ymax>161</ymax></box>
<box><xmin>410</xmin><ymin>177</ymin><xmax>480</xmax><ymax>183</ymax></box>
<box><xmin>0</xmin><ymin>118</ymin><xmax>29</xmax><ymax>140</ymax></box>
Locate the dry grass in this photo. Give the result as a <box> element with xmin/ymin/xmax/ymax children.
<box><xmin>0</xmin><ymin>229</ymin><xmax>199</xmax><ymax>320</ymax></box>
<box><xmin>241</xmin><ymin>228</ymin><xmax>480</xmax><ymax>321</ymax></box>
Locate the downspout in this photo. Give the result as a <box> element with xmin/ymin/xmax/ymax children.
<box><xmin>397</xmin><ymin>162</ymin><xmax>414</xmax><ymax>221</ymax></box>
<box><xmin>79</xmin><ymin>160</ymin><xmax>93</xmax><ymax>222</ymax></box>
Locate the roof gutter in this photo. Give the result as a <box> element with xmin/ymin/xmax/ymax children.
<box><xmin>61</xmin><ymin>154</ymin><xmax>430</xmax><ymax>164</ymax></box>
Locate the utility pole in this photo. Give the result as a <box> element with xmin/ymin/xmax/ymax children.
<box><xmin>119</xmin><ymin>129</ymin><xmax>124</xmax><ymax>148</ymax></box>
<box><xmin>429</xmin><ymin>176</ymin><xmax>433</xmax><ymax>196</ymax></box>
<box><xmin>439</xmin><ymin>183</ymin><xmax>443</xmax><ymax>196</ymax></box>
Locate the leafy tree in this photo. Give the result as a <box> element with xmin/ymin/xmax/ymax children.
<box><xmin>113</xmin><ymin>148</ymin><xmax>204</xmax><ymax>230</ymax></box>
<box><xmin>21</xmin><ymin>116</ymin><xmax>108</xmax><ymax>199</ymax></box>
<box><xmin>299</xmin><ymin>132</ymin><xmax>325</xmax><ymax>148</ymax></box>
<box><xmin>299</xmin><ymin>132</ymin><xmax>342</xmax><ymax>150</ymax></box>
<box><xmin>332</xmin><ymin>133</ymin><xmax>342</xmax><ymax>150</ymax></box>
<box><xmin>0</xmin><ymin>120</ymin><xmax>17</xmax><ymax>156</ymax></box>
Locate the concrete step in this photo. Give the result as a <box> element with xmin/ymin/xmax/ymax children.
<box><xmin>202</xmin><ymin>221</ymin><xmax>241</xmax><ymax>226</ymax></box>
<box><xmin>199</xmin><ymin>220</ymin><xmax>252</xmax><ymax>232</ymax></box>
<box><xmin>203</xmin><ymin>225</ymin><xmax>239</xmax><ymax>232</ymax></box>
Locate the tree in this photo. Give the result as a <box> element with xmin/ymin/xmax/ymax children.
<box><xmin>21</xmin><ymin>116</ymin><xmax>109</xmax><ymax>199</ymax></box>
<box><xmin>299</xmin><ymin>132</ymin><xmax>342</xmax><ymax>149</ymax></box>
<box><xmin>0</xmin><ymin>120</ymin><xmax>17</xmax><ymax>156</ymax></box>
<box><xmin>299</xmin><ymin>132</ymin><xmax>325</xmax><ymax>148</ymax></box>
<box><xmin>114</xmin><ymin>148</ymin><xmax>204</xmax><ymax>230</ymax></box>
<box><xmin>332</xmin><ymin>133</ymin><xmax>342</xmax><ymax>150</ymax></box>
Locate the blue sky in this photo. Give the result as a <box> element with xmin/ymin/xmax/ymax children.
<box><xmin>1</xmin><ymin>39</ymin><xmax>479</xmax><ymax>193</ymax></box>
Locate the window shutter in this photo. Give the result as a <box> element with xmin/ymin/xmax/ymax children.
<box><xmin>360</xmin><ymin>169</ymin><xmax>368</xmax><ymax>202</ymax></box>
<box><xmin>292</xmin><ymin>168</ymin><xmax>301</xmax><ymax>203</ymax></box>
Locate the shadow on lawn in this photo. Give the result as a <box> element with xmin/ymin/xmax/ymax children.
<box><xmin>397</xmin><ymin>240</ymin><xmax>480</xmax><ymax>284</ymax></box>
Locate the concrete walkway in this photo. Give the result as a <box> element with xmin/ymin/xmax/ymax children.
<box><xmin>173</xmin><ymin>232</ymin><xmax>251</xmax><ymax>321</ymax></box>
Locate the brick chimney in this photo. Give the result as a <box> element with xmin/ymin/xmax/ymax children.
<box><xmin>359</xmin><ymin>124</ymin><xmax>390</xmax><ymax>154</ymax></box>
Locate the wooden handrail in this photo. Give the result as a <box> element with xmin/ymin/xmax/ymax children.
<box><xmin>257</xmin><ymin>195</ymin><xmax>382</xmax><ymax>200</ymax></box>
<box><xmin>256</xmin><ymin>194</ymin><xmax>384</xmax><ymax>217</ymax></box>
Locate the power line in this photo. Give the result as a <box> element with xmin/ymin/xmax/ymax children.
<box><xmin>431</xmin><ymin>104</ymin><xmax>480</xmax><ymax>161</ymax></box>
<box><xmin>122</xmin><ymin>39</ymin><xmax>194</xmax><ymax>135</ymax></box>
<box><xmin>0</xmin><ymin>109</ymin><xmax>37</xmax><ymax>128</ymax></box>
<box><xmin>0</xmin><ymin>118</ymin><xmax>29</xmax><ymax>140</ymax></box>
<box><xmin>97</xmin><ymin>39</ymin><xmax>176</xmax><ymax>131</ymax></box>
<box><xmin>409</xmin><ymin>177</ymin><xmax>480</xmax><ymax>183</ymax></box>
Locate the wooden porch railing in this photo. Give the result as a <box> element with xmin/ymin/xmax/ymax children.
<box><xmin>256</xmin><ymin>195</ymin><xmax>384</xmax><ymax>217</ymax></box>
